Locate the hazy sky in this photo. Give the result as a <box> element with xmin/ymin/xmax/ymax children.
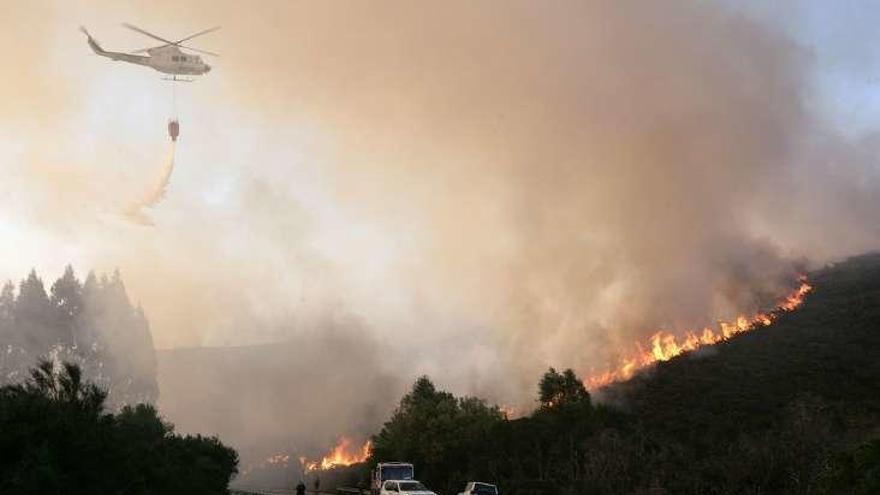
<box><xmin>2</xmin><ymin>0</ymin><xmax>879</xmax><ymax>404</ymax></box>
<box><xmin>731</xmin><ymin>0</ymin><xmax>880</xmax><ymax>134</ymax></box>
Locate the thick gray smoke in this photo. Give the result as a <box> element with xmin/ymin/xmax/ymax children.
<box><xmin>2</xmin><ymin>0</ymin><xmax>880</xmax><ymax>479</ymax></box>
<box><xmin>198</xmin><ymin>0</ymin><xmax>871</xmax><ymax>388</ymax></box>
<box><xmin>157</xmin><ymin>312</ymin><xmax>399</xmax><ymax>476</ymax></box>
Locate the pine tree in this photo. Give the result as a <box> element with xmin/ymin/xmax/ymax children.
<box><xmin>50</xmin><ymin>265</ymin><xmax>83</xmax><ymax>346</ymax></box>
<box><xmin>14</xmin><ymin>270</ymin><xmax>54</xmax><ymax>352</ymax></box>
<box><xmin>77</xmin><ymin>271</ymin><xmax>101</xmax><ymax>355</ymax></box>
<box><xmin>76</xmin><ymin>269</ymin><xmax>158</xmax><ymax>407</ymax></box>
<box><xmin>0</xmin><ymin>267</ymin><xmax>158</xmax><ymax>408</ymax></box>
<box><xmin>0</xmin><ymin>282</ymin><xmax>15</xmax><ymax>346</ymax></box>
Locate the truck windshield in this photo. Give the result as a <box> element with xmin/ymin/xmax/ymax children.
<box><xmin>474</xmin><ymin>484</ymin><xmax>498</xmax><ymax>494</ymax></box>
<box><xmin>381</xmin><ymin>465</ymin><xmax>414</xmax><ymax>481</ymax></box>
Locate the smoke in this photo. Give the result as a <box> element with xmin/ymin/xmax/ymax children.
<box><xmin>2</xmin><ymin>0</ymin><xmax>880</xmax><ymax>474</ymax></box>
<box><xmin>185</xmin><ymin>0</ymin><xmax>875</xmax><ymax>388</ymax></box>
<box><xmin>156</xmin><ymin>311</ymin><xmax>399</xmax><ymax>471</ymax></box>
<box><xmin>123</xmin><ymin>142</ymin><xmax>176</xmax><ymax>226</ymax></box>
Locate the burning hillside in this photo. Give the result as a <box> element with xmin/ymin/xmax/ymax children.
<box><xmin>361</xmin><ymin>253</ymin><xmax>880</xmax><ymax>494</ymax></box>
<box><xmin>587</xmin><ymin>279</ymin><xmax>813</xmax><ymax>389</ymax></box>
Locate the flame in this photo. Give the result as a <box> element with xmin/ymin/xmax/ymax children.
<box><xmin>586</xmin><ymin>279</ymin><xmax>812</xmax><ymax>389</ymax></box>
<box><xmin>499</xmin><ymin>404</ymin><xmax>521</xmax><ymax>419</ymax></box>
<box><xmin>301</xmin><ymin>437</ymin><xmax>372</xmax><ymax>472</ymax></box>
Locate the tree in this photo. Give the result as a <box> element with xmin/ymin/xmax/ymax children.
<box><xmin>0</xmin><ymin>281</ymin><xmax>15</xmax><ymax>345</ymax></box>
<box><xmin>75</xmin><ymin>268</ymin><xmax>159</xmax><ymax>407</ymax></box>
<box><xmin>0</xmin><ymin>266</ymin><xmax>159</xmax><ymax>409</ymax></box>
<box><xmin>14</xmin><ymin>270</ymin><xmax>55</xmax><ymax>352</ymax></box>
<box><xmin>49</xmin><ymin>265</ymin><xmax>82</xmax><ymax>346</ymax></box>
<box><xmin>0</xmin><ymin>361</ymin><xmax>237</xmax><ymax>494</ymax></box>
<box><xmin>370</xmin><ymin>376</ymin><xmax>503</xmax><ymax>492</ymax></box>
<box><xmin>25</xmin><ymin>359</ymin><xmax>105</xmax><ymax>412</ymax></box>
<box><xmin>538</xmin><ymin>368</ymin><xmax>590</xmax><ymax>410</ymax></box>
<box><xmin>76</xmin><ymin>271</ymin><xmax>101</xmax><ymax>355</ymax></box>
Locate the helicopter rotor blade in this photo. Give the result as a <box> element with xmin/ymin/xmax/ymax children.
<box><xmin>122</xmin><ymin>23</ymin><xmax>175</xmax><ymax>45</ymax></box>
<box><xmin>179</xmin><ymin>44</ymin><xmax>220</xmax><ymax>57</ymax></box>
<box><xmin>174</xmin><ymin>26</ymin><xmax>221</xmax><ymax>44</ymax></box>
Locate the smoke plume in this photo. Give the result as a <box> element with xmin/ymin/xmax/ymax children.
<box><xmin>1</xmin><ymin>0</ymin><xmax>880</xmax><ymax>473</ymax></box>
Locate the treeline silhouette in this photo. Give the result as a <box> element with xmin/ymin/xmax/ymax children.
<box><xmin>0</xmin><ymin>266</ymin><xmax>157</xmax><ymax>408</ymax></box>
<box><xmin>0</xmin><ymin>360</ymin><xmax>237</xmax><ymax>494</ymax></box>
<box><xmin>369</xmin><ymin>254</ymin><xmax>880</xmax><ymax>495</ymax></box>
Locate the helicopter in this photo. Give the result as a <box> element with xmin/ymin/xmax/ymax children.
<box><xmin>81</xmin><ymin>23</ymin><xmax>218</xmax><ymax>80</ymax></box>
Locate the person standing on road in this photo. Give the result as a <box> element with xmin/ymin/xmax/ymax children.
<box><xmin>296</xmin><ymin>480</ymin><xmax>306</xmax><ymax>495</ymax></box>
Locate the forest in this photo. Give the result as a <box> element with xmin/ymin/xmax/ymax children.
<box><xmin>368</xmin><ymin>254</ymin><xmax>880</xmax><ymax>495</ymax></box>
<box><xmin>0</xmin><ymin>266</ymin><xmax>157</xmax><ymax>408</ymax></box>
<box><xmin>0</xmin><ymin>267</ymin><xmax>237</xmax><ymax>492</ymax></box>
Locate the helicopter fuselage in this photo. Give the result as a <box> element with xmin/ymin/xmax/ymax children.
<box><xmin>144</xmin><ymin>46</ymin><xmax>211</xmax><ymax>75</ymax></box>
<box><xmin>82</xmin><ymin>28</ymin><xmax>211</xmax><ymax>77</ymax></box>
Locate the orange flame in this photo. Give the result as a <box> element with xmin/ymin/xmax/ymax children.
<box><xmin>586</xmin><ymin>279</ymin><xmax>812</xmax><ymax>389</ymax></box>
<box><xmin>301</xmin><ymin>437</ymin><xmax>372</xmax><ymax>472</ymax></box>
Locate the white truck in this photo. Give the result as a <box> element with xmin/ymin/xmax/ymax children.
<box><xmin>371</xmin><ymin>462</ymin><xmax>415</xmax><ymax>495</ymax></box>
<box><xmin>458</xmin><ymin>482</ymin><xmax>499</xmax><ymax>495</ymax></box>
<box><xmin>379</xmin><ymin>479</ymin><xmax>436</xmax><ymax>495</ymax></box>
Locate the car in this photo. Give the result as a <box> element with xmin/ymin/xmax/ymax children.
<box><xmin>379</xmin><ymin>479</ymin><xmax>437</xmax><ymax>495</ymax></box>
<box><xmin>458</xmin><ymin>481</ymin><xmax>499</xmax><ymax>495</ymax></box>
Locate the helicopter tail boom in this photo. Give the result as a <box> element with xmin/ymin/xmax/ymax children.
<box><xmin>81</xmin><ymin>26</ymin><xmax>151</xmax><ymax>66</ymax></box>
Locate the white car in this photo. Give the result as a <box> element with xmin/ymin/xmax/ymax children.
<box><xmin>458</xmin><ymin>481</ymin><xmax>499</xmax><ymax>495</ymax></box>
<box><xmin>379</xmin><ymin>479</ymin><xmax>437</xmax><ymax>495</ymax></box>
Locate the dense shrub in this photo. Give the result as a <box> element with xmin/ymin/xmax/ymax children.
<box><xmin>0</xmin><ymin>360</ymin><xmax>237</xmax><ymax>494</ymax></box>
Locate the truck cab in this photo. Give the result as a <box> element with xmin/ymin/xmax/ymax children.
<box><xmin>371</xmin><ymin>462</ymin><xmax>415</xmax><ymax>495</ymax></box>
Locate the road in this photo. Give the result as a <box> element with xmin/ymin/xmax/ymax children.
<box><xmin>230</xmin><ymin>488</ymin><xmax>367</xmax><ymax>495</ymax></box>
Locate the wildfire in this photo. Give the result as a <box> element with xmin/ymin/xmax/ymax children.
<box><xmin>499</xmin><ymin>404</ymin><xmax>521</xmax><ymax>420</ymax></box>
<box><xmin>586</xmin><ymin>279</ymin><xmax>812</xmax><ymax>389</ymax></box>
<box><xmin>300</xmin><ymin>437</ymin><xmax>372</xmax><ymax>472</ymax></box>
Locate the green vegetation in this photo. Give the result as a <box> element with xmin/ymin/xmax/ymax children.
<box><xmin>0</xmin><ymin>360</ymin><xmax>237</xmax><ymax>494</ymax></box>
<box><xmin>371</xmin><ymin>376</ymin><xmax>504</xmax><ymax>492</ymax></box>
<box><xmin>370</xmin><ymin>370</ymin><xmax>634</xmax><ymax>494</ymax></box>
<box><xmin>820</xmin><ymin>438</ymin><xmax>880</xmax><ymax>494</ymax></box>
<box><xmin>370</xmin><ymin>253</ymin><xmax>880</xmax><ymax>494</ymax></box>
